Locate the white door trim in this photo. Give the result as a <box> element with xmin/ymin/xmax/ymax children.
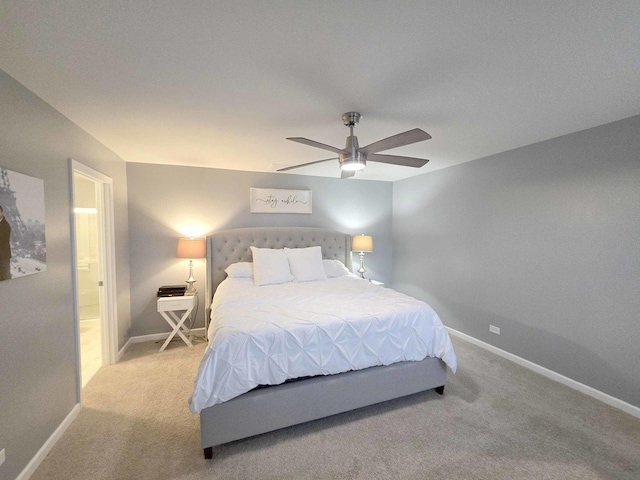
<box><xmin>69</xmin><ymin>159</ymin><xmax>118</xmax><ymax>395</ymax></box>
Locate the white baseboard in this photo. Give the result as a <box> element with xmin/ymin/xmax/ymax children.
<box><xmin>128</xmin><ymin>327</ymin><xmax>206</xmax><ymax>345</ymax></box>
<box><xmin>446</xmin><ymin>327</ymin><xmax>640</xmax><ymax>419</ymax></box>
<box><xmin>117</xmin><ymin>337</ymin><xmax>133</xmax><ymax>361</ymax></box>
<box><xmin>117</xmin><ymin>328</ymin><xmax>206</xmax><ymax>361</ymax></box>
<box><xmin>16</xmin><ymin>403</ymin><xmax>81</xmax><ymax>480</ymax></box>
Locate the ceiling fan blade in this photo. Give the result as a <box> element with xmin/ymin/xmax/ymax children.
<box><xmin>360</xmin><ymin>128</ymin><xmax>432</xmax><ymax>155</ymax></box>
<box><xmin>367</xmin><ymin>154</ymin><xmax>429</xmax><ymax>168</ymax></box>
<box><xmin>341</xmin><ymin>170</ymin><xmax>356</xmax><ymax>179</ymax></box>
<box><xmin>287</xmin><ymin>137</ymin><xmax>346</xmax><ymax>155</ymax></box>
<box><xmin>277</xmin><ymin>157</ymin><xmax>338</xmax><ymax>172</ymax></box>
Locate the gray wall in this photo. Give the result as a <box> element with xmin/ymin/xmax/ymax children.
<box><xmin>3</xmin><ymin>61</ymin><xmax>636</xmax><ymax>478</ymax></box>
<box><xmin>127</xmin><ymin>163</ymin><xmax>393</xmax><ymax>336</ymax></box>
<box><xmin>0</xmin><ymin>69</ymin><xmax>132</xmax><ymax>480</ymax></box>
<box><xmin>393</xmin><ymin>115</ymin><xmax>640</xmax><ymax>408</ymax></box>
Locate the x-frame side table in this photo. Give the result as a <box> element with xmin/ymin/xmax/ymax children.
<box><xmin>157</xmin><ymin>294</ymin><xmax>197</xmax><ymax>351</ymax></box>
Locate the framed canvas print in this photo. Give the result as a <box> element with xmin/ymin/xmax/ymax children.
<box><xmin>0</xmin><ymin>167</ymin><xmax>47</xmax><ymax>281</ymax></box>
<box><xmin>250</xmin><ymin>188</ymin><xmax>312</xmax><ymax>214</ymax></box>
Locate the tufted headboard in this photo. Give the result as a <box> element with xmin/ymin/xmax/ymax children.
<box><xmin>206</xmin><ymin>227</ymin><xmax>352</xmax><ymax>297</ymax></box>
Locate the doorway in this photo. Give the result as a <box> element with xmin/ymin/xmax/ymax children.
<box><xmin>70</xmin><ymin>160</ymin><xmax>117</xmax><ymax>391</ymax></box>
<box><xmin>73</xmin><ymin>173</ymin><xmax>101</xmax><ymax>386</ymax></box>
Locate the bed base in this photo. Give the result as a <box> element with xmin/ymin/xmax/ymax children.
<box><xmin>200</xmin><ymin>356</ymin><xmax>447</xmax><ymax>458</ymax></box>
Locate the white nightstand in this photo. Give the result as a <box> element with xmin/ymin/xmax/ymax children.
<box><xmin>157</xmin><ymin>294</ymin><xmax>197</xmax><ymax>351</ymax></box>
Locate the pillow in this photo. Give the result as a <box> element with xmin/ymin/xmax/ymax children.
<box><xmin>250</xmin><ymin>247</ymin><xmax>294</xmax><ymax>286</ymax></box>
<box><xmin>225</xmin><ymin>262</ymin><xmax>253</xmax><ymax>278</ymax></box>
<box><xmin>323</xmin><ymin>259</ymin><xmax>350</xmax><ymax>278</ymax></box>
<box><xmin>284</xmin><ymin>246</ymin><xmax>327</xmax><ymax>282</ymax></box>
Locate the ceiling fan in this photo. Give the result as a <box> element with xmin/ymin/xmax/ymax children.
<box><xmin>279</xmin><ymin>112</ymin><xmax>431</xmax><ymax>178</ymax></box>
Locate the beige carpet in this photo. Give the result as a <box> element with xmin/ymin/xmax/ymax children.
<box><xmin>31</xmin><ymin>337</ymin><xmax>640</xmax><ymax>480</ymax></box>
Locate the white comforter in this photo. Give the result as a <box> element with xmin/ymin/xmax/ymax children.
<box><xmin>189</xmin><ymin>275</ymin><xmax>457</xmax><ymax>413</ymax></box>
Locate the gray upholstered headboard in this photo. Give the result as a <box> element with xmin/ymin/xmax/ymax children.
<box><xmin>206</xmin><ymin>227</ymin><xmax>352</xmax><ymax>297</ymax></box>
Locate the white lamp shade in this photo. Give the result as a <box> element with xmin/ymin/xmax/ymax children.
<box><xmin>177</xmin><ymin>237</ymin><xmax>206</xmax><ymax>259</ymax></box>
<box><xmin>352</xmin><ymin>235</ymin><xmax>373</xmax><ymax>253</ymax></box>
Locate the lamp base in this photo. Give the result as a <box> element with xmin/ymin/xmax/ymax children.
<box><xmin>357</xmin><ymin>251</ymin><xmax>366</xmax><ymax>279</ymax></box>
<box><xmin>185</xmin><ymin>260</ymin><xmax>197</xmax><ymax>294</ymax></box>
<box><xmin>185</xmin><ymin>281</ymin><xmax>197</xmax><ymax>295</ymax></box>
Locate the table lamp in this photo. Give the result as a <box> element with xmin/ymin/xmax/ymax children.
<box><xmin>177</xmin><ymin>237</ymin><xmax>206</xmax><ymax>294</ymax></box>
<box><xmin>352</xmin><ymin>234</ymin><xmax>373</xmax><ymax>279</ymax></box>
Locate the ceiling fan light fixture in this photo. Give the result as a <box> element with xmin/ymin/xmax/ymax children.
<box><xmin>341</xmin><ymin>161</ymin><xmax>366</xmax><ymax>172</ymax></box>
<box><xmin>339</xmin><ymin>152</ymin><xmax>366</xmax><ymax>171</ymax></box>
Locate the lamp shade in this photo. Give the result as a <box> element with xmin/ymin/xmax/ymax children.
<box><xmin>177</xmin><ymin>237</ymin><xmax>206</xmax><ymax>259</ymax></box>
<box><xmin>352</xmin><ymin>234</ymin><xmax>373</xmax><ymax>253</ymax></box>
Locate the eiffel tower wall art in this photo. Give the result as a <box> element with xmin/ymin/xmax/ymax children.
<box><xmin>0</xmin><ymin>166</ymin><xmax>46</xmax><ymax>281</ymax></box>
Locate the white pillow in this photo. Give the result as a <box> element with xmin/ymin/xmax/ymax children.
<box><xmin>323</xmin><ymin>259</ymin><xmax>350</xmax><ymax>278</ymax></box>
<box><xmin>250</xmin><ymin>247</ymin><xmax>294</xmax><ymax>286</ymax></box>
<box><xmin>225</xmin><ymin>262</ymin><xmax>253</xmax><ymax>278</ymax></box>
<box><xmin>284</xmin><ymin>246</ymin><xmax>327</xmax><ymax>282</ymax></box>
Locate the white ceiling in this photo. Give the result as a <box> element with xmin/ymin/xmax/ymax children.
<box><xmin>1</xmin><ymin>1</ymin><xmax>639</xmax><ymax>181</ymax></box>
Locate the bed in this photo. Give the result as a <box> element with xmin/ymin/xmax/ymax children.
<box><xmin>191</xmin><ymin>226</ymin><xmax>457</xmax><ymax>459</ymax></box>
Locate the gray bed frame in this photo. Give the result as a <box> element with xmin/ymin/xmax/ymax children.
<box><xmin>200</xmin><ymin>226</ymin><xmax>448</xmax><ymax>459</ymax></box>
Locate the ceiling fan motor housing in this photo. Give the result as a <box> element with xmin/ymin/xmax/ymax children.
<box><xmin>340</xmin><ymin>132</ymin><xmax>366</xmax><ymax>171</ymax></box>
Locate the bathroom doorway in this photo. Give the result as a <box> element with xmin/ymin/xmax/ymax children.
<box><xmin>73</xmin><ymin>173</ymin><xmax>102</xmax><ymax>386</ymax></box>
<box><xmin>70</xmin><ymin>160</ymin><xmax>117</xmax><ymax>391</ymax></box>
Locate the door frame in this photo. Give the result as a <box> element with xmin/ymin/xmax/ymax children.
<box><xmin>69</xmin><ymin>159</ymin><xmax>118</xmax><ymax>395</ymax></box>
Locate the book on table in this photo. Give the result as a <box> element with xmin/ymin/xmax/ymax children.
<box><xmin>157</xmin><ymin>285</ymin><xmax>187</xmax><ymax>297</ymax></box>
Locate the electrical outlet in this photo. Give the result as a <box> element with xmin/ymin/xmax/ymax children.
<box><xmin>489</xmin><ymin>325</ymin><xmax>501</xmax><ymax>335</ymax></box>
<box><xmin>0</xmin><ymin>448</ymin><xmax>5</xmax><ymax>466</ymax></box>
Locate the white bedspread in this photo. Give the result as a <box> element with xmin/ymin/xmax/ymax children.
<box><xmin>189</xmin><ymin>276</ymin><xmax>457</xmax><ymax>413</ymax></box>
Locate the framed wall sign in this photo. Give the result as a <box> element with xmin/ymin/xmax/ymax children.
<box><xmin>250</xmin><ymin>188</ymin><xmax>312</xmax><ymax>214</ymax></box>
